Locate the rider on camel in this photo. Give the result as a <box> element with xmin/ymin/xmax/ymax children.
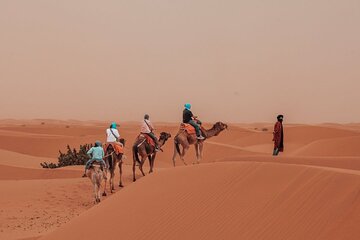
<box><xmin>183</xmin><ymin>103</ymin><xmax>205</xmax><ymax>140</ymax></box>
<box><xmin>141</xmin><ymin>114</ymin><xmax>160</xmax><ymax>151</ymax></box>
<box><xmin>106</xmin><ymin>122</ymin><xmax>124</xmax><ymax>155</ymax></box>
<box><xmin>84</xmin><ymin>140</ymin><xmax>106</xmax><ymax>175</ymax></box>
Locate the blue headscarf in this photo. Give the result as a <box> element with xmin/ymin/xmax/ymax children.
<box><xmin>95</xmin><ymin>141</ymin><xmax>102</xmax><ymax>147</ymax></box>
<box><xmin>184</xmin><ymin>103</ymin><xmax>191</xmax><ymax>110</ymax></box>
<box><xmin>110</xmin><ymin>122</ymin><xmax>117</xmax><ymax>129</ymax></box>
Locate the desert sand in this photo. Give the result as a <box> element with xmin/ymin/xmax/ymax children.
<box><xmin>0</xmin><ymin>120</ymin><xmax>359</xmax><ymax>240</ymax></box>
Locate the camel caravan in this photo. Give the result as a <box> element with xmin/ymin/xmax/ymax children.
<box><xmin>84</xmin><ymin>104</ymin><xmax>228</xmax><ymax>203</ymax></box>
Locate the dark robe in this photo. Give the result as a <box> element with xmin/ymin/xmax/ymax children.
<box><xmin>273</xmin><ymin>121</ymin><xmax>284</xmax><ymax>152</ymax></box>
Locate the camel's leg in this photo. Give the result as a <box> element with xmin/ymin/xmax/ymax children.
<box><xmin>93</xmin><ymin>177</ymin><xmax>98</xmax><ymax>204</ymax></box>
<box><xmin>198</xmin><ymin>142</ymin><xmax>203</xmax><ymax>164</ymax></box>
<box><xmin>172</xmin><ymin>143</ymin><xmax>178</xmax><ymax>167</ymax></box>
<box><xmin>148</xmin><ymin>155</ymin><xmax>152</xmax><ymax>173</ymax></box>
<box><xmin>149</xmin><ymin>153</ymin><xmax>156</xmax><ymax>173</ymax></box>
<box><xmin>133</xmin><ymin>158</ymin><xmax>137</xmax><ymax>182</ymax></box>
<box><xmin>110</xmin><ymin>169</ymin><xmax>115</xmax><ymax>193</ymax></box>
<box><xmin>98</xmin><ymin>173</ymin><xmax>103</xmax><ymax>202</ymax></box>
<box><xmin>96</xmin><ymin>180</ymin><xmax>101</xmax><ymax>203</ymax></box>
<box><xmin>102</xmin><ymin>159</ymin><xmax>109</xmax><ymax>196</ymax></box>
<box><xmin>110</xmin><ymin>154</ymin><xmax>117</xmax><ymax>192</ymax></box>
<box><xmin>97</xmin><ymin>185</ymin><xmax>101</xmax><ymax>203</ymax></box>
<box><xmin>194</xmin><ymin>143</ymin><xmax>200</xmax><ymax>164</ymax></box>
<box><xmin>118</xmin><ymin>160</ymin><xmax>124</xmax><ymax>188</ymax></box>
<box><xmin>181</xmin><ymin>144</ymin><xmax>189</xmax><ymax>165</ymax></box>
<box><xmin>102</xmin><ymin>176</ymin><xmax>107</xmax><ymax>196</ymax></box>
<box><xmin>102</xmin><ymin>169</ymin><xmax>108</xmax><ymax>196</ymax></box>
<box><xmin>139</xmin><ymin>156</ymin><xmax>146</xmax><ymax>176</ymax></box>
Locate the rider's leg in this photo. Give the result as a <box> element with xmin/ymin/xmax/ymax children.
<box><xmin>85</xmin><ymin>159</ymin><xmax>94</xmax><ymax>171</ymax></box>
<box><xmin>99</xmin><ymin>159</ymin><xmax>106</xmax><ymax>171</ymax></box>
<box><xmin>273</xmin><ymin>148</ymin><xmax>279</xmax><ymax>156</ymax></box>
<box><xmin>146</xmin><ymin>132</ymin><xmax>160</xmax><ymax>150</ymax></box>
<box><xmin>189</xmin><ymin>120</ymin><xmax>204</xmax><ymax>139</ymax></box>
<box><xmin>83</xmin><ymin>159</ymin><xmax>94</xmax><ymax>177</ymax></box>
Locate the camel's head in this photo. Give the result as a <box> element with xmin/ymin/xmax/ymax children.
<box><xmin>159</xmin><ymin>132</ymin><xmax>172</xmax><ymax>142</ymax></box>
<box><xmin>213</xmin><ymin>122</ymin><xmax>228</xmax><ymax>135</ymax></box>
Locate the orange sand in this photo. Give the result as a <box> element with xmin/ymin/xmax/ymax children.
<box><xmin>0</xmin><ymin>120</ymin><xmax>359</xmax><ymax>240</ymax></box>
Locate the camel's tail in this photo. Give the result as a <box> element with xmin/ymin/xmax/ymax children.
<box><xmin>132</xmin><ymin>145</ymin><xmax>141</xmax><ymax>164</ymax></box>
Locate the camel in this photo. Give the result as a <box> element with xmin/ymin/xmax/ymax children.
<box><xmin>172</xmin><ymin>122</ymin><xmax>228</xmax><ymax>166</ymax></box>
<box><xmin>86</xmin><ymin>164</ymin><xmax>105</xmax><ymax>204</ymax></box>
<box><xmin>103</xmin><ymin>138</ymin><xmax>126</xmax><ymax>196</ymax></box>
<box><xmin>132</xmin><ymin>132</ymin><xmax>171</xmax><ymax>182</ymax></box>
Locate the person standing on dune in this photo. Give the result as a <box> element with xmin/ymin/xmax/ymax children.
<box><xmin>273</xmin><ymin>115</ymin><xmax>284</xmax><ymax>156</ymax></box>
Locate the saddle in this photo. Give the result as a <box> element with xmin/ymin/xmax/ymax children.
<box><xmin>89</xmin><ymin>161</ymin><xmax>105</xmax><ymax>171</ymax></box>
<box><xmin>103</xmin><ymin>142</ymin><xmax>124</xmax><ymax>155</ymax></box>
<box><xmin>140</xmin><ymin>134</ymin><xmax>155</xmax><ymax>147</ymax></box>
<box><xmin>180</xmin><ymin>123</ymin><xmax>196</xmax><ymax>135</ymax></box>
<box><xmin>91</xmin><ymin>161</ymin><xmax>102</xmax><ymax>166</ymax></box>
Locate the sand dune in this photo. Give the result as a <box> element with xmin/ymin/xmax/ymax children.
<box><xmin>0</xmin><ymin>178</ymin><xmax>92</xmax><ymax>240</ymax></box>
<box><xmin>39</xmin><ymin>162</ymin><xmax>360</xmax><ymax>240</ymax></box>
<box><xmin>285</xmin><ymin>125</ymin><xmax>360</xmax><ymax>144</ymax></box>
<box><xmin>1</xmin><ymin>121</ymin><xmax>360</xmax><ymax>240</ymax></box>
<box><xmin>207</xmin><ymin>124</ymin><xmax>360</xmax><ymax>156</ymax></box>
<box><xmin>218</xmin><ymin>155</ymin><xmax>360</xmax><ymax>171</ymax></box>
<box><xmin>0</xmin><ymin>164</ymin><xmax>82</xmax><ymax>180</ymax></box>
<box><xmin>0</xmin><ymin>164</ymin><xmax>141</xmax><ymax>240</ymax></box>
<box><xmin>292</xmin><ymin>135</ymin><xmax>360</xmax><ymax>157</ymax></box>
<box><xmin>0</xmin><ymin>149</ymin><xmax>56</xmax><ymax>168</ymax></box>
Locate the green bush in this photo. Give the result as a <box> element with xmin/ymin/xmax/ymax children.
<box><xmin>40</xmin><ymin>144</ymin><xmax>92</xmax><ymax>169</ymax></box>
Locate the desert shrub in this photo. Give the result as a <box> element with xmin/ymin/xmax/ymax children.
<box><xmin>40</xmin><ymin>162</ymin><xmax>57</xmax><ymax>169</ymax></box>
<box><xmin>40</xmin><ymin>144</ymin><xmax>92</xmax><ymax>169</ymax></box>
<box><xmin>262</xmin><ymin>128</ymin><xmax>268</xmax><ymax>132</ymax></box>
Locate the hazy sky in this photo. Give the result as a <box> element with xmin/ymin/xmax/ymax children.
<box><xmin>1</xmin><ymin>0</ymin><xmax>359</xmax><ymax>123</ymax></box>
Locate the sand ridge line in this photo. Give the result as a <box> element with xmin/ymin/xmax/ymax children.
<box><xmin>206</xmin><ymin>140</ymin><xmax>264</xmax><ymax>153</ymax></box>
<box><xmin>0</xmin><ymin>129</ymin><xmax>76</xmax><ymax>138</ymax></box>
<box><xmin>215</xmin><ymin>157</ymin><xmax>360</xmax><ymax>176</ymax></box>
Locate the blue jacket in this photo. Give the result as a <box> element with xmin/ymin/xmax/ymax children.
<box><xmin>87</xmin><ymin>146</ymin><xmax>104</xmax><ymax>160</ymax></box>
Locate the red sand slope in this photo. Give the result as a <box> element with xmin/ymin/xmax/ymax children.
<box><xmin>0</xmin><ymin>178</ymin><xmax>93</xmax><ymax>240</ymax></box>
<box><xmin>0</xmin><ymin>164</ymin><xmax>82</xmax><ymax>180</ymax></box>
<box><xmin>218</xmin><ymin>155</ymin><xmax>360</xmax><ymax>171</ymax></box>
<box><xmin>0</xmin><ymin>149</ymin><xmax>56</xmax><ymax>168</ymax></box>
<box><xmin>1</xmin><ymin>121</ymin><xmax>360</xmax><ymax>240</ymax></box>
<box><xmin>39</xmin><ymin>162</ymin><xmax>360</xmax><ymax>240</ymax></box>
<box><xmin>292</xmin><ymin>135</ymin><xmax>360</xmax><ymax>157</ymax></box>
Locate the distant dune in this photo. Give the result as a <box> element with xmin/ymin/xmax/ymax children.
<box><xmin>292</xmin><ymin>135</ymin><xmax>360</xmax><ymax>157</ymax></box>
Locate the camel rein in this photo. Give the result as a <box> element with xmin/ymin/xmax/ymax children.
<box><xmin>103</xmin><ymin>151</ymin><xmax>115</xmax><ymax>159</ymax></box>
